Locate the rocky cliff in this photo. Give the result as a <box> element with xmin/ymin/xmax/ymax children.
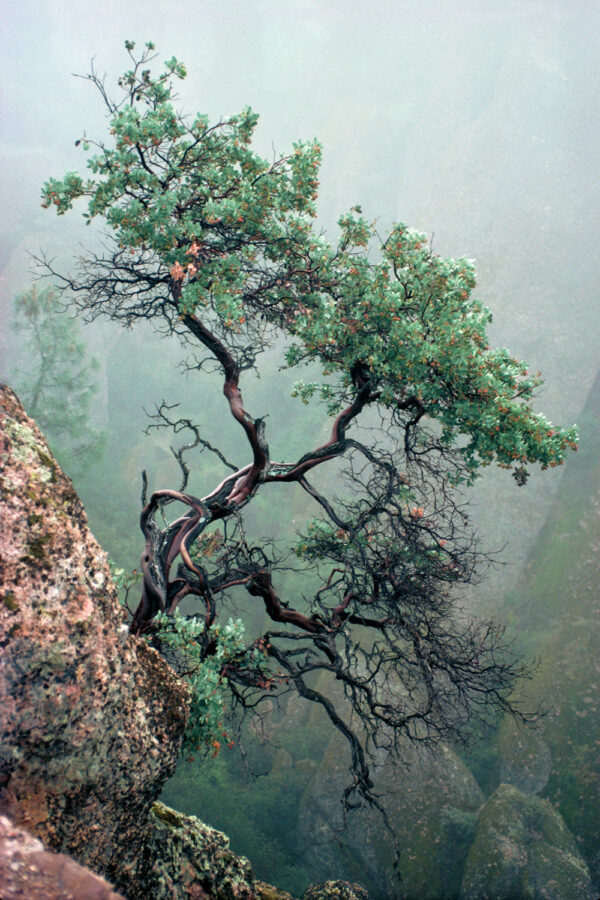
<box><xmin>0</xmin><ymin>382</ymin><xmax>190</xmax><ymax>894</ymax></box>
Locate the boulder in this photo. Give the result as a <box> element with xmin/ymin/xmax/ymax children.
<box><xmin>0</xmin><ymin>814</ymin><xmax>124</xmax><ymax>900</ymax></box>
<box><xmin>0</xmin><ymin>383</ymin><xmax>186</xmax><ymax>893</ymax></box>
<box><xmin>299</xmin><ymin>734</ymin><xmax>483</xmax><ymax>899</ymax></box>
<box><xmin>303</xmin><ymin>882</ymin><xmax>369</xmax><ymax>900</ymax></box>
<box><xmin>460</xmin><ymin>783</ymin><xmax>592</xmax><ymax>900</ymax></box>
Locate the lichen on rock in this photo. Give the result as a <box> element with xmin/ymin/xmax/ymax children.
<box><xmin>302</xmin><ymin>882</ymin><xmax>369</xmax><ymax>900</ymax></box>
<box><xmin>0</xmin><ymin>384</ymin><xmax>189</xmax><ymax>892</ymax></box>
<box><xmin>142</xmin><ymin>800</ymin><xmax>257</xmax><ymax>898</ymax></box>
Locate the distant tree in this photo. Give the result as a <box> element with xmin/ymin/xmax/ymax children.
<box><xmin>10</xmin><ymin>285</ymin><xmax>105</xmax><ymax>475</ymax></box>
<box><xmin>39</xmin><ymin>41</ymin><xmax>577</xmax><ymax>823</ymax></box>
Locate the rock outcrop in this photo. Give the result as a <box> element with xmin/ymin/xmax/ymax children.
<box><xmin>0</xmin><ymin>814</ymin><xmax>125</xmax><ymax>900</ymax></box>
<box><xmin>145</xmin><ymin>801</ymin><xmax>258</xmax><ymax>899</ymax></box>
<box><xmin>496</xmin><ymin>365</ymin><xmax>600</xmax><ymax>891</ymax></box>
<box><xmin>0</xmin><ymin>383</ymin><xmax>190</xmax><ymax>893</ymax></box>
<box><xmin>299</xmin><ymin>732</ymin><xmax>483</xmax><ymax>899</ymax></box>
<box><xmin>496</xmin><ymin>719</ymin><xmax>553</xmax><ymax>797</ymax></box>
<box><xmin>459</xmin><ymin>784</ymin><xmax>592</xmax><ymax>900</ymax></box>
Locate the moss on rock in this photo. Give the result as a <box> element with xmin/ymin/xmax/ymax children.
<box><xmin>303</xmin><ymin>882</ymin><xmax>369</xmax><ymax>900</ymax></box>
<box><xmin>460</xmin><ymin>783</ymin><xmax>592</xmax><ymax>900</ymax></box>
<box><xmin>141</xmin><ymin>801</ymin><xmax>256</xmax><ymax>899</ymax></box>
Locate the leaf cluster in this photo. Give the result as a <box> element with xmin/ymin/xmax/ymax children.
<box><xmin>150</xmin><ymin>610</ymin><xmax>269</xmax><ymax>754</ymax></box>
<box><xmin>40</xmin><ymin>43</ymin><xmax>576</xmax><ymax>483</ymax></box>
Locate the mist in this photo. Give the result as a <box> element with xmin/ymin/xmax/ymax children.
<box><xmin>2</xmin><ymin>2</ymin><xmax>599</xmax><ymax>897</ymax></box>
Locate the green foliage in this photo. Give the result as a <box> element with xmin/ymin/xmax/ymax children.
<box><xmin>285</xmin><ymin>221</ymin><xmax>578</xmax><ymax>480</ymax></box>
<box><xmin>150</xmin><ymin>611</ymin><xmax>267</xmax><ymax>753</ymax></box>
<box><xmin>108</xmin><ymin>559</ymin><xmax>141</xmax><ymax>600</ymax></box>
<box><xmin>10</xmin><ymin>285</ymin><xmax>105</xmax><ymax>475</ymax></box>
<box><xmin>42</xmin><ymin>41</ymin><xmax>577</xmax><ymax>485</ymax></box>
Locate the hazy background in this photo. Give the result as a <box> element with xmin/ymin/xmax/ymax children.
<box><xmin>2</xmin><ymin>1</ymin><xmax>599</xmax><ymax>896</ymax></box>
<box><xmin>2</xmin><ymin>0</ymin><xmax>599</xmax><ymax>591</ymax></box>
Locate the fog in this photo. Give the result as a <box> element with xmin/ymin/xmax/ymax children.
<box><xmin>3</xmin><ymin>1</ymin><xmax>599</xmax><ymax>571</ymax></box>
<box><xmin>2</xmin><ymin>1</ymin><xmax>599</xmax><ymax>896</ymax></box>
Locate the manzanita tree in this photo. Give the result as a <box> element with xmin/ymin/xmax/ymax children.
<box><xmin>39</xmin><ymin>42</ymin><xmax>577</xmax><ymax>815</ymax></box>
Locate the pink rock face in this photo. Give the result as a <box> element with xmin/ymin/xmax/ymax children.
<box><xmin>0</xmin><ymin>814</ymin><xmax>125</xmax><ymax>899</ymax></box>
<box><xmin>0</xmin><ymin>384</ymin><xmax>189</xmax><ymax>891</ymax></box>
